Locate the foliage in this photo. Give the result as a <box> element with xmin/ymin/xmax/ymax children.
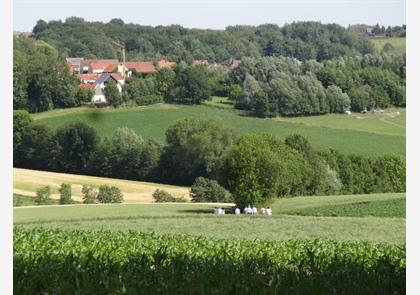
<box><xmin>160</xmin><ymin>118</ymin><xmax>236</xmax><ymax>185</ymax></box>
<box><xmin>58</xmin><ymin>183</ymin><xmax>72</xmax><ymax>204</ymax></box>
<box><xmin>55</xmin><ymin>121</ymin><xmax>100</xmax><ymax>174</ymax></box>
<box><xmin>97</xmin><ymin>185</ymin><xmax>123</xmax><ymax>203</ymax></box>
<box><xmin>14</xmin><ymin>227</ymin><xmax>406</xmax><ymax>294</ymax></box>
<box><xmin>13</xmin><ymin>36</ymin><xmax>81</xmax><ymax>113</ymax></box>
<box><xmin>81</xmin><ymin>185</ymin><xmax>97</xmax><ymax>204</ymax></box>
<box><xmin>223</xmin><ymin>133</ymin><xmax>310</xmax><ymax>207</ymax></box>
<box><xmin>190</xmin><ymin>177</ymin><xmax>232</xmax><ymax>203</ymax></box>
<box><xmin>35</xmin><ymin>186</ymin><xmax>50</xmax><ymax>205</ymax></box>
<box><xmin>33</xmin><ymin>19</ymin><xmax>375</xmax><ymax>62</ymax></box>
<box><xmin>104</xmin><ymin>80</ymin><xmax>122</xmax><ymax>107</ymax></box>
<box><xmin>153</xmin><ymin>189</ymin><xmax>186</xmax><ymax>203</ymax></box>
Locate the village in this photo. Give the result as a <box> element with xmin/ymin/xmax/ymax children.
<box><xmin>67</xmin><ymin>57</ymin><xmax>241</xmax><ymax>103</ymax></box>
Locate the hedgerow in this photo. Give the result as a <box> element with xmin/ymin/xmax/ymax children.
<box><xmin>14</xmin><ymin>227</ymin><xmax>405</xmax><ymax>294</ymax></box>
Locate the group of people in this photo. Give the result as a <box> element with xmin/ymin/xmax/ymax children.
<box><xmin>244</xmin><ymin>205</ymin><xmax>272</xmax><ymax>216</ymax></box>
<box><xmin>213</xmin><ymin>205</ymin><xmax>272</xmax><ymax>216</ymax></box>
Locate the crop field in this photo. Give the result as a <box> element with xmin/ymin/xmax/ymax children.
<box><xmin>13</xmin><ymin>168</ymin><xmax>190</xmax><ymax>203</ymax></box>
<box><xmin>370</xmin><ymin>37</ymin><xmax>406</xmax><ymax>54</ymax></box>
<box><xmin>14</xmin><ymin>192</ymin><xmax>405</xmax><ymax>244</ymax></box>
<box><xmin>14</xmin><ymin>227</ymin><xmax>405</xmax><ymax>294</ymax></box>
<box><xmin>32</xmin><ymin>102</ymin><xmax>406</xmax><ymax>156</ymax></box>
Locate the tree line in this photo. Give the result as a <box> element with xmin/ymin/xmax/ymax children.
<box><xmin>14</xmin><ymin>34</ymin><xmax>405</xmax><ymax>118</ymax></box>
<box><xmin>14</xmin><ymin>112</ymin><xmax>405</xmax><ymax>207</ymax></box>
<box><xmin>228</xmin><ymin>55</ymin><xmax>405</xmax><ymax>117</ymax></box>
<box><xmin>33</xmin><ymin>18</ymin><xmax>376</xmax><ymax>62</ymax></box>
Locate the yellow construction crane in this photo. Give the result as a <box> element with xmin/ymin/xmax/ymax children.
<box><xmin>112</xmin><ymin>40</ymin><xmax>126</xmax><ymax>78</ymax></box>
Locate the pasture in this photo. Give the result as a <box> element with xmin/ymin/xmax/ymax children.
<box><xmin>14</xmin><ymin>192</ymin><xmax>405</xmax><ymax>244</ymax></box>
<box><xmin>370</xmin><ymin>37</ymin><xmax>406</xmax><ymax>54</ymax></box>
<box><xmin>32</xmin><ymin>102</ymin><xmax>406</xmax><ymax>156</ymax></box>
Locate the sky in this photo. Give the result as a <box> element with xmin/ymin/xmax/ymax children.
<box><xmin>13</xmin><ymin>0</ymin><xmax>405</xmax><ymax>32</ymax></box>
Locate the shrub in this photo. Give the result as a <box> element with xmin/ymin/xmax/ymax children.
<box><xmin>35</xmin><ymin>186</ymin><xmax>50</xmax><ymax>205</ymax></box>
<box><xmin>97</xmin><ymin>185</ymin><xmax>123</xmax><ymax>203</ymax></box>
<box><xmin>81</xmin><ymin>185</ymin><xmax>97</xmax><ymax>204</ymax></box>
<box><xmin>153</xmin><ymin>189</ymin><xmax>186</xmax><ymax>203</ymax></box>
<box><xmin>190</xmin><ymin>177</ymin><xmax>232</xmax><ymax>203</ymax></box>
<box><xmin>59</xmin><ymin>183</ymin><xmax>72</xmax><ymax>204</ymax></box>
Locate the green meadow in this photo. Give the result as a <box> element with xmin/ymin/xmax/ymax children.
<box><xmin>32</xmin><ymin>102</ymin><xmax>405</xmax><ymax>156</ymax></box>
<box><xmin>370</xmin><ymin>37</ymin><xmax>406</xmax><ymax>54</ymax></box>
<box><xmin>14</xmin><ymin>192</ymin><xmax>405</xmax><ymax>244</ymax></box>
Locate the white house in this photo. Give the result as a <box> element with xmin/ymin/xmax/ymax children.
<box><xmin>91</xmin><ymin>73</ymin><xmax>125</xmax><ymax>103</ymax></box>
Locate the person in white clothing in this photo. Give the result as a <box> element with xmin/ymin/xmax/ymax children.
<box><xmin>252</xmin><ymin>206</ymin><xmax>257</xmax><ymax>214</ymax></box>
<box><xmin>218</xmin><ymin>207</ymin><xmax>223</xmax><ymax>215</ymax></box>
<box><xmin>245</xmin><ymin>205</ymin><xmax>252</xmax><ymax>214</ymax></box>
<box><xmin>266</xmin><ymin>207</ymin><xmax>272</xmax><ymax>216</ymax></box>
<box><xmin>260</xmin><ymin>207</ymin><xmax>266</xmax><ymax>215</ymax></box>
<box><xmin>235</xmin><ymin>207</ymin><xmax>240</xmax><ymax>215</ymax></box>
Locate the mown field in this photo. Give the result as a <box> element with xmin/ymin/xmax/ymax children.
<box><xmin>14</xmin><ymin>168</ymin><xmax>190</xmax><ymax>203</ymax></box>
<box><xmin>14</xmin><ymin>192</ymin><xmax>405</xmax><ymax>244</ymax></box>
<box><xmin>32</xmin><ymin>102</ymin><xmax>406</xmax><ymax>156</ymax></box>
<box><xmin>370</xmin><ymin>37</ymin><xmax>406</xmax><ymax>54</ymax></box>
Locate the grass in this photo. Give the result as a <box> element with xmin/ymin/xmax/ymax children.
<box><xmin>32</xmin><ymin>102</ymin><xmax>405</xmax><ymax>156</ymax></box>
<box><xmin>370</xmin><ymin>37</ymin><xmax>406</xmax><ymax>54</ymax></box>
<box><xmin>285</xmin><ymin>197</ymin><xmax>405</xmax><ymax>218</ymax></box>
<box><xmin>13</xmin><ymin>168</ymin><xmax>190</xmax><ymax>203</ymax></box>
<box><xmin>14</xmin><ymin>192</ymin><xmax>405</xmax><ymax>244</ymax></box>
<box><xmin>13</xmin><ymin>193</ymin><xmax>61</xmax><ymax>207</ymax></box>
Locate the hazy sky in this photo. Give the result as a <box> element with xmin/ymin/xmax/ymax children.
<box><xmin>13</xmin><ymin>0</ymin><xmax>405</xmax><ymax>32</ymax></box>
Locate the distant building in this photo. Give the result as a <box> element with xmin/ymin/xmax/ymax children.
<box><xmin>220</xmin><ymin>59</ymin><xmax>241</xmax><ymax>70</ymax></box>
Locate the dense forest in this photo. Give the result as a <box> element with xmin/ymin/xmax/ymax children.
<box><xmin>32</xmin><ymin>18</ymin><xmax>378</xmax><ymax>62</ymax></box>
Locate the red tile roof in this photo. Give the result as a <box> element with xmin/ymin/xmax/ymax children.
<box><xmin>110</xmin><ymin>73</ymin><xmax>125</xmax><ymax>81</ymax></box>
<box><xmin>79</xmin><ymin>83</ymin><xmax>96</xmax><ymax>90</ymax></box>
<box><xmin>126</xmin><ymin>61</ymin><xmax>156</xmax><ymax>74</ymax></box>
<box><xmin>192</xmin><ymin>60</ymin><xmax>209</xmax><ymax>66</ymax></box>
<box><xmin>89</xmin><ymin>62</ymin><xmax>119</xmax><ymax>71</ymax></box>
<box><xmin>103</xmin><ymin>64</ymin><xmax>118</xmax><ymax>73</ymax></box>
<box><xmin>158</xmin><ymin>59</ymin><xmax>176</xmax><ymax>69</ymax></box>
<box><xmin>78</xmin><ymin>73</ymin><xmax>101</xmax><ymax>81</ymax></box>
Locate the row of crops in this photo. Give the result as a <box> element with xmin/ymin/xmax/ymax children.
<box><xmin>14</xmin><ymin>227</ymin><xmax>405</xmax><ymax>294</ymax></box>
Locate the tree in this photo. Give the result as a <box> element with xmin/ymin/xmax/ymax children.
<box><xmin>104</xmin><ymin>80</ymin><xmax>122</xmax><ymax>107</ymax></box>
<box><xmin>35</xmin><ymin>186</ymin><xmax>50</xmax><ymax>205</ymax></box>
<box><xmin>15</xmin><ymin>123</ymin><xmax>58</xmax><ymax>170</ymax></box>
<box><xmin>223</xmin><ymin>133</ymin><xmax>310</xmax><ymax>208</ymax></box>
<box><xmin>13</xmin><ymin>110</ymin><xmax>33</xmax><ymax>160</ymax></box>
<box><xmin>97</xmin><ymin>185</ymin><xmax>123</xmax><ymax>203</ymax></box>
<box><xmin>59</xmin><ymin>183</ymin><xmax>72</xmax><ymax>204</ymax></box>
<box><xmin>373</xmin><ymin>155</ymin><xmax>406</xmax><ymax>193</ymax></box>
<box><xmin>81</xmin><ymin>185</ymin><xmax>97</xmax><ymax>204</ymax></box>
<box><xmin>55</xmin><ymin>121</ymin><xmax>100</xmax><ymax>174</ymax></box>
<box><xmin>325</xmin><ymin>85</ymin><xmax>351</xmax><ymax>113</ymax></box>
<box><xmin>109</xmin><ymin>127</ymin><xmax>144</xmax><ymax>180</ymax></box>
<box><xmin>190</xmin><ymin>177</ymin><xmax>232</xmax><ymax>203</ymax></box>
<box><xmin>160</xmin><ymin>118</ymin><xmax>236</xmax><ymax>185</ymax></box>
<box><xmin>172</xmin><ymin>64</ymin><xmax>212</xmax><ymax>104</ymax></box>
<box><xmin>227</xmin><ymin>84</ymin><xmax>242</xmax><ymax>101</ymax></box>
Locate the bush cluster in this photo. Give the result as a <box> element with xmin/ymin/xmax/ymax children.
<box><xmin>153</xmin><ymin>189</ymin><xmax>186</xmax><ymax>203</ymax></box>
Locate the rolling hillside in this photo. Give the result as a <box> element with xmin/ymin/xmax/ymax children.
<box><xmin>32</xmin><ymin>102</ymin><xmax>406</xmax><ymax>156</ymax></box>
<box><xmin>14</xmin><ymin>168</ymin><xmax>190</xmax><ymax>203</ymax></box>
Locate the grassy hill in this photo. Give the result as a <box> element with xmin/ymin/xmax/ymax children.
<box><xmin>14</xmin><ymin>168</ymin><xmax>190</xmax><ymax>204</ymax></box>
<box><xmin>370</xmin><ymin>37</ymin><xmax>406</xmax><ymax>54</ymax></box>
<box><xmin>14</xmin><ymin>192</ymin><xmax>405</xmax><ymax>244</ymax></box>
<box><xmin>32</xmin><ymin>102</ymin><xmax>405</xmax><ymax>156</ymax></box>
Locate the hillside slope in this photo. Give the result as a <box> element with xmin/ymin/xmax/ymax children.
<box><xmin>32</xmin><ymin>103</ymin><xmax>405</xmax><ymax>156</ymax></box>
